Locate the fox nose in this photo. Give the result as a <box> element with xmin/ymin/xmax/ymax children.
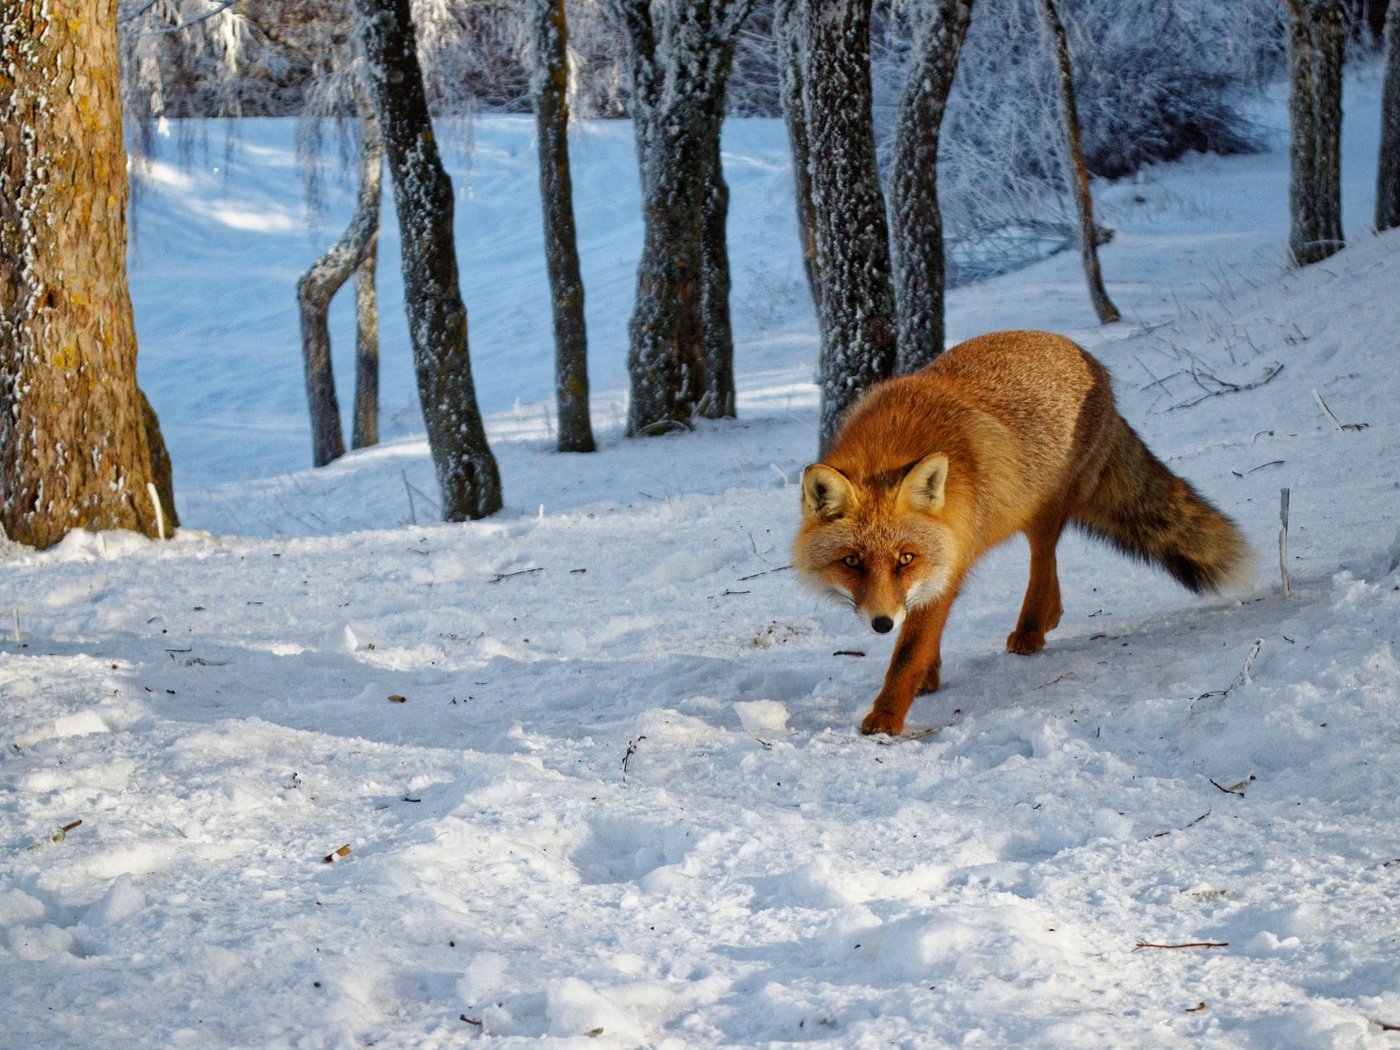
<box><xmin>871</xmin><ymin>615</ymin><xmax>894</xmax><ymax>634</ymax></box>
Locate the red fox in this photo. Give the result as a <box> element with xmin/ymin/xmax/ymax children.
<box><xmin>794</xmin><ymin>330</ymin><xmax>1251</xmax><ymax>736</ymax></box>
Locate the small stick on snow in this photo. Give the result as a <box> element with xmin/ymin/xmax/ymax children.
<box><xmin>1133</xmin><ymin>941</ymin><xmax>1228</xmax><ymax>951</ymax></box>
<box><xmin>1190</xmin><ymin>640</ymin><xmax>1262</xmax><ymax>707</ymax></box>
<box><xmin>1311</xmin><ymin>389</ymin><xmax>1368</xmax><ymax>431</ymax></box>
<box><xmin>1279</xmin><ymin>489</ymin><xmax>1291</xmax><ymax>599</ymax></box>
<box><xmin>402</xmin><ymin>469</ymin><xmax>417</xmax><ymax>525</ymax></box>
<box><xmin>490</xmin><ymin>567</ymin><xmax>544</xmax><ymax>584</ymax></box>
<box><xmin>1147</xmin><ymin>808</ymin><xmax>1211</xmax><ymax>840</ymax></box>
<box><xmin>738</xmin><ymin>565</ymin><xmax>792</xmax><ymax>582</ymax></box>
<box><xmin>146</xmin><ymin>482</ymin><xmax>166</xmax><ymax>541</ymax></box>
<box><xmin>621</xmin><ymin>735</ymin><xmax>646</xmax><ymax>782</ymax></box>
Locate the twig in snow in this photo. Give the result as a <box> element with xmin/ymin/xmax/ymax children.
<box><xmin>490</xmin><ymin>567</ymin><xmax>544</xmax><ymax>584</ymax></box>
<box><xmin>1279</xmin><ymin>489</ymin><xmax>1291</xmax><ymax>599</ymax></box>
<box><xmin>1372</xmin><ymin>1018</ymin><xmax>1400</xmax><ymax>1033</ymax></box>
<box><xmin>1168</xmin><ymin>362</ymin><xmax>1283</xmax><ymax>411</ymax></box>
<box><xmin>323</xmin><ymin>843</ymin><xmax>352</xmax><ymax>863</ymax></box>
<box><xmin>621</xmin><ymin>736</ymin><xmax>646</xmax><ymax>782</ymax></box>
<box><xmin>51</xmin><ymin>820</ymin><xmax>82</xmax><ymax>843</ymax></box>
<box><xmin>1186</xmin><ymin>1002</ymin><xmax>1208</xmax><ymax>1013</ymax></box>
<box><xmin>1209</xmin><ymin>776</ymin><xmax>1254</xmax><ymax>796</ymax></box>
<box><xmin>1190</xmin><ymin>640</ymin><xmax>1263</xmax><ymax>707</ymax></box>
<box><xmin>833</xmin><ymin>650</ymin><xmax>866</xmax><ymax>658</ymax></box>
<box><xmin>1147</xmin><ymin>808</ymin><xmax>1211</xmax><ymax>840</ymax></box>
<box><xmin>1311</xmin><ymin>389</ymin><xmax>1368</xmax><ymax>432</ymax></box>
<box><xmin>402</xmin><ymin>470</ymin><xmax>417</xmax><ymax>525</ymax></box>
<box><xmin>1133</xmin><ymin>941</ymin><xmax>1228</xmax><ymax>951</ymax></box>
<box><xmin>737</xmin><ymin>564</ymin><xmax>792</xmax><ymax>581</ymax></box>
<box><xmin>1230</xmin><ymin>460</ymin><xmax>1284</xmax><ymax>477</ymax></box>
<box><xmin>146</xmin><ymin>482</ymin><xmax>167</xmax><ymax>541</ymax></box>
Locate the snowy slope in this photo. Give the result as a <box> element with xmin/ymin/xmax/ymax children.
<box><xmin>2</xmin><ymin>74</ymin><xmax>1399</xmax><ymax>1048</ymax></box>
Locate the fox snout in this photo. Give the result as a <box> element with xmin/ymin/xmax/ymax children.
<box><xmin>871</xmin><ymin>615</ymin><xmax>895</xmax><ymax>634</ymax></box>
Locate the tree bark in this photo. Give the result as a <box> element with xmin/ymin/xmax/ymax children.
<box><xmin>610</xmin><ymin>0</ymin><xmax>752</xmax><ymax>437</ymax></box>
<box><xmin>352</xmin><ymin>236</ymin><xmax>380</xmax><ymax>449</ymax></box>
<box><xmin>699</xmin><ymin>88</ymin><xmax>736</xmax><ymax>419</ymax></box>
<box><xmin>531</xmin><ymin>0</ymin><xmax>596</xmax><ymax>452</ymax></box>
<box><xmin>1</xmin><ymin>0</ymin><xmax>174</xmax><ymax>548</ymax></box>
<box><xmin>296</xmin><ymin>87</ymin><xmax>383</xmax><ymax>468</ymax></box>
<box><xmin>1286</xmin><ymin>0</ymin><xmax>1345</xmax><ymax>266</ymax></box>
<box><xmin>354</xmin><ymin>0</ymin><xmax>502</xmax><ymax>520</ymax></box>
<box><xmin>1378</xmin><ymin>0</ymin><xmax>1400</xmax><ymax>232</ymax></box>
<box><xmin>774</xmin><ymin>0</ymin><xmax>821</xmax><ymax>318</ymax></box>
<box><xmin>1036</xmin><ymin>0</ymin><xmax>1119</xmax><ymax>324</ymax></box>
<box><xmin>889</xmin><ymin>0</ymin><xmax>976</xmax><ymax>374</ymax></box>
<box><xmin>799</xmin><ymin>0</ymin><xmax>898</xmax><ymax>454</ymax></box>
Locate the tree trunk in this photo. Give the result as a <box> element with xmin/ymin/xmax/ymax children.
<box><xmin>296</xmin><ymin>87</ymin><xmax>383</xmax><ymax>468</ymax></box>
<box><xmin>1036</xmin><ymin>0</ymin><xmax>1120</xmax><ymax>324</ymax></box>
<box><xmin>775</xmin><ymin>0</ymin><xmax>821</xmax><ymax>317</ymax></box>
<box><xmin>531</xmin><ymin>0</ymin><xmax>596</xmax><ymax>452</ymax></box>
<box><xmin>1</xmin><ymin>0</ymin><xmax>174</xmax><ymax>549</ymax></box>
<box><xmin>699</xmin><ymin>101</ymin><xmax>736</xmax><ymax>419</ymax></box>
<box><xmin>1378</xmin><ymin>0</ymin><xmax>1400</xmax><ymax>232</ymax></box>
<box><xmin>1286</xmin><ymin>0</ymin><xmax>1346</xmax><ymax>266</ymax></box>
<box><xmin>352</xmin><ymin>237</ymin><xmax>380</xmax><ymax>449</ymax></box>
<box><xmin>799</xmin><ymin>0</ymin><xmax>898</xmax><ymax>454</ymax></box>
<box><xmin>889</xmin><ymin>0</ymin><xmax>976</xmax><ymax>374</ymax></box>
<box><xmin>354</xmin><ymin>0</ymin><xmax>502</xmax><ymax>520</ymax></box>
<box><xmin>610</xmin><ymin>0</ymin><xmax>752</xmax><ymax>437</ymax></box>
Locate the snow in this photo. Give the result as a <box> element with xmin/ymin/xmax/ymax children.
<box><xmin>3</xmin><ymin>70</ymin><xmax>1400</xmax><ymax>1047</ymax></box>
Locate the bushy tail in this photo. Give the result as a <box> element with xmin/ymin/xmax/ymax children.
<box><xmin>1073</xmin><ymin>414</ymin><xmax>1251</xmax><ymax>594</ymax></box>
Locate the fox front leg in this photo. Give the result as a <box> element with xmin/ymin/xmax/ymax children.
<box><xmin>860</xmin><ymin>592</ymin><xmax>955</xmax><ymax>736</ymax></box>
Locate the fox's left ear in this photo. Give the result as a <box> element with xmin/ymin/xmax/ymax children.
<box><xmin>898</xmin><ymin>453</ymin><xmax>949</xmax><ymax>513</ymax></box>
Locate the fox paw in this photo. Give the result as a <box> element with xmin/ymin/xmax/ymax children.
<box><xmin>1006</xmin><ymin>629</ymin><xmax>1046</xmax><ymax>655</ymax></box>
<box><xmin>860</xmin><ymin>708</ymin><xmax>906</xmax><ymax>736</ymax></box>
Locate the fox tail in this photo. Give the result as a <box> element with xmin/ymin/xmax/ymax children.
<box><xmin>1073</xmin><ymin>414</ymin><xmax>1252</xmax><ymax>594</ymax></box>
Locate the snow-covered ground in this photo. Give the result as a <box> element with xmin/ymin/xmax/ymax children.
<box><xmin>3</xmin><ymin>70</ymin><xmax>1399</xmax><ymax>1048</ymax></box>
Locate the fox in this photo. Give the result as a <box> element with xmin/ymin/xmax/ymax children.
<box><xmin>794</xmin><ymin>330</ymin><xmax>1251</xmax><ymax>737</ymax></box>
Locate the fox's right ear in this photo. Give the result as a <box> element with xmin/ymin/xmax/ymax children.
<box><xmin>801</xmin><ymin>464</ymin><xmax>857</xmax><ymax>521</ymax></box>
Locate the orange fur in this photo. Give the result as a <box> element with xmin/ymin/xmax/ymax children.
<box><xmin>793</xmin><ymin>330</ymin><xmax>1251</xmax><ymax>736</ymax></box>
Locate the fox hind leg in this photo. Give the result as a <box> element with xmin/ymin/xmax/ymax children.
<box><xmin>1007</xmin><ymin>514</ymin><xmax>1066</xmax><ymax>655</ymax></box>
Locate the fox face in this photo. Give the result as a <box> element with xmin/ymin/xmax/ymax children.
<box><xmin>794</xmin><ymin>454</ymin><xmax>959</xmax><ymax>634</ymax></box>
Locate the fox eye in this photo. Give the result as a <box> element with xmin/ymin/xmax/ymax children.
<box><xmin>842</xmin><ymin>554</ymin><xmax>862</xmax><ymax>568</ymax></box>
<box><xmin>898</xmin><ymin>552</ymin><xmax>915</xmax><ymax>566</ymax></box>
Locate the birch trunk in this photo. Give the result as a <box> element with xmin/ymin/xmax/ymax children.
<box><xmin>296</xmin><ymin>89</ymin><xmax>383</xmax><ymax>467</ymax></box>
<box><xmin>800</xmin><ymin>0</ymin><xmax>897</xmax><ymax>453</ymax></box>
<box><xmin>354</xmin><ymin>0</ymin><xmax>502</xmax><ymax>520</ymax></box>
<box><xmin>1378</xmin><ymin>0</ymin><xmax>1400</xmax><ymax>232</ymax></box>
<box><xmin>1036</xmin><ymin>0</ymin><xmax>1119</xmax><ymax>324</ymax></box>
<box><xmin>889</xmin><ymin>0</ymin><xmax>976</xmax><ymax>374</ymax></box>
<box><xmin>1286</xmin><ymin>0</ymin><xmax>1345</xmax><ymax>266</ymax></box>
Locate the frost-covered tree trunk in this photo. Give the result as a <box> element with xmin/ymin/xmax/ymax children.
<box><xmin>774</xmin><ymin>0</ymin><xmax>820</xmax><ymax>316</ymax></box>
<box><xmin>699</xmin><ymin>83</ymin><xmax>737</xmax><ymax>419</ymax></box>
<box><xmin>296</xmin><ymin>88</ymin><xmax>383</xmax><ymax>468</ymax></box>
<box><xmin>1285</xmin><ymin>0</ymin><xmax>1345</xmax><ymax>266</ymax></box>
<box><xmin>889</xmin><ymin>0</ymin><xmax>975</xmax><ymax>374</ymax></box>
<box><xmin>1036</xmin><ymin>0</ymin><xmax>1119</xmax><ymax>324</ymax></box>
<box><xmin>610</xmin><ymin>0</ymin><xmax>753</xmax><ymax>437</ymax></box>
<box><xmin>1</xmin><ymin>0</ymin><xmax>176</xmax><ymax>549</ymax></box>
<box><xmin>352</xmin><ymin>237</ymin><xmax>380</xmax><ymax>450</ymax></box>
<box><xmin>531</xmin><ymin>0</ymin><xmax>596</xmax><ymax>453</ymax></box>
<box><xmin>1375</xmin><ymin>0</ymin><xmax>1400</xmax><ymax>232</ymax></box>
<box><xmin>353</xmin><ymin>0</ymin><xmax>501</xmax><ymax>520</ymax></box>
<box><xmin>796</xmin><ymin>0</ymin><xmax>897</xmax><ymax>453</ymax></box>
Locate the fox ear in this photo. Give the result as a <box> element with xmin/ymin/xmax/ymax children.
<box><xmin>898</xmin><ymin>453</ymin><xmax>949</xmax><ymax>513</ymax></box>
<box><xmin>801</xmin><ymin>464</ymin><xmax>857</xmax><ymax>521</ymax></box>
